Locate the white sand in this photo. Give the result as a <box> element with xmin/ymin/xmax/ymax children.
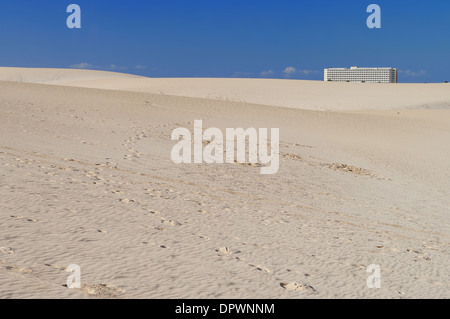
<box><xmin>0</xmin><ymin>67</ymin><xmax>449</xmax><ymax>298</ymax></box>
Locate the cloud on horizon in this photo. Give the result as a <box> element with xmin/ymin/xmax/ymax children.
<box><xmin>399</xmin><ymin>69</ymin><xmax>427</xmax><ymax>77</ymax></box>
<box><xmin>70</xmin><ymin>63</ymin><xmax>130</xmax><ymax>71</ymax></box>
<box><xmin>283</xmin><ymin>66</ymin><xmax>297</xmax><ymax>75</ymax></box>
<box><xmin>282</xmin><ymin>66</ymin><xmax>318</xmax><ymax>78</ymax></box>
<box><xmin>260</xmin><ymin>70</ymin><xmax>275</xmax><ymax>77</ymax></box>
<box><xmin>234</xmin><ymin>67</ymin><xmax>319</xmax><ymax>79</ymax></box>
<box><xmin>69</xmin><ymin>62</ymin><xmax>95</xmax><ymax>69</ymax></box>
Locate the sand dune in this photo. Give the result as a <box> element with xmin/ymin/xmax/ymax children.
<box><xmin>1</xmin><ymin>67</ymin><xmax>449</xmax><ymax>111</ymax></box>
<box><xmin>0</xmin><ymin>68</ymin><xmax>449</xmax><ymax>298</ymax></box>
<box><xmin>0</xmin><ymin>67</ymin><xmax>142</xmax><ymax>85</ymax></box>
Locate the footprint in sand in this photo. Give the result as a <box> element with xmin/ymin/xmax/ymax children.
<box><xmin>405</xmin><ymin>249</ymin><xmax>432</xmax><ymax>261</ymax></box>
<box><xmin>119</xmin><ymin>198</ymin><xmax>135</xmax><ymax>204</ymax></box>
<box><xmin>10</xmin><ymin>215</ymin><xmax>36</xmax><ymax>222</ymax></box>
<box><xmin>290</xmin><ymin>143</ymin><xmax>313</xmax><ymax>148</ymax></box>
<box><xmin>1</xmin><ymin>261</ymin><xmax>32</xmax><ymax>274</ymax></box>
<box><xmin>147</xmin><ymin>225</ymin><xmax>168</xmax><ymax>232</ymax></box>
<box><xmin>406</xmin><ymin>248</ymin><xmax>423</xmax><ymax>254</ymax></box>
<box><xmin>235</xmin><ymin>161</ymin><xmax>263</xmax><ymax>168</ymax></box>
<box><xmin>79</xmin><ymin>227</ymin><xmax>107</xmax><ymax>234</ymax></box>
<box><xmin>44</xmin><ymin>263</ymin><xmax>66</xmax><ymax>270</ymax></box>
<box><xmin>160</xmin><ymin>219</ymin><xmax>182</xmax><ymax>226</ymax></box>
<box><xmin>286</xmin><ymin>269</ymin><xmax>315</xmax><ymax>277</ymax></box>
<box><xmin>215</xmin><ymin>247</ymin><xmax>242</xmax><ymax>256</ymax></box>
<box><xmin>249</xmin><ymin>264</ymin><xmax>270</xmax><ymax>273</ymax></box>
<box><xmin>327</xmin><ymin>162</ymin><xmax>391</xmax><ymax>180</ymax></box>
<box><xmin>282</xmin><ymin>153</ymin><xmax>302</xmax><ymax>160</ymax></box>
<box><xmin>0</xmin><ymin>247</ymin><xmax>15</xmax><ymax>255</ymax></box>
<box><xmin>216</xmin><ymin>247</ymin><xmax>232</xmax><ymax>255</ymax></box>
<box><xmin>280</xmin><ymin>282</ymin><xmax>317</xmax><ymax>293</ymax></box>
<box><xmin>66</xmin><ymin>283</ymin><xmax>125</xmax><ymax>298</ymax></box>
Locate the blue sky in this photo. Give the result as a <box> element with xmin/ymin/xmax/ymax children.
<box><xmin>0</xmin><ymin>0</ymin><xmax>449</xmax><ymax>82</ymax></box>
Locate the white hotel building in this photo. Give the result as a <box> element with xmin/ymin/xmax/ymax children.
<box><xmin>324</xmin><ymin>66</ymin><xmax>398</xmax><ymax>83</ymax></box>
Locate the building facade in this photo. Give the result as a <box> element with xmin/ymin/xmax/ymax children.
<box><xmin>324</xmin><ymin>66</ymin><xmax>398</xmax><ymax>83</ymax></box>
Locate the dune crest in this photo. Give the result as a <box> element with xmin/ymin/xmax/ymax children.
<box><xmin>1</xmin><ymin>67</ymin><xmax>449</xmax><ymax>111</ymax></box>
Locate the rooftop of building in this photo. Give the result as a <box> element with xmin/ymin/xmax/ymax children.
<box><xmin>326</xmin><ymin>66</ymin><xmax>397</xmax><ymax>70</ymax></box>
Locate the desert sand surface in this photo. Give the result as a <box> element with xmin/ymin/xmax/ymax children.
<box><xmin>0</xmin><ymin>68</ymin><xmax>449</xmax><ymax>298</ymax></box>
<box><xmin>1</xmin><ymin>67</ymin><xmax>449</xmax><ymax>111</ymax></box>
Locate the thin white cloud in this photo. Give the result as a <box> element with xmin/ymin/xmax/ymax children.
<box><xmin>70</xmin><ymin>62</ymin><xmax>95</xmax><ymax>69</ymax></box>
<box><xmin>234</xmin><ymin>67</ymin><xmax>319</xmax><ymax>79</ymax></box>
<box><xmin>135</xmin><ymin>65</ymin><xmax>147</xmax><ymax>70</ymax></box>
<box><xmin>106</xmin><ymin>64</ymin><xmax>128</xmax><ymax>71</ymax></box>
<box><xmin>260</xmin><ymin>70</ymin><xmax>275</xmax><ymax>77</ymax></box>
<box><xmin>283</xmin><ymin>66</ymin><xmax>297</xmax><ymax>75</ymax></box>
<box><xmin>399</xmin><ymin>69</ymin><xmax>427</xmax><ymax>77</ymax></box>
<box><xmin>282</xmin><ymin>67</ymin><xmax>318</xmax><ymax>78</ymax></box>
<box><xmin>298</xmin><ymin>69</ymin><xmax>317</xmax><ymax>75</ymax></box>
<box><xmin>69</xmin><ymin>63</ymin><xmax>128</xmax><ymax>71</ymax></box>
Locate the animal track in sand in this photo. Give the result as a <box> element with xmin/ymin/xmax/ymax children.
<box><xmin>249</xmin><ymin>264</ymin><xmax>270</xmax><ymax>273</ymax></box>
<box><xmin>0</xmin><ymin>260</ymin><xmax>33</xmax><ymax>275</ymax></box>
<box><xmin>234</xmin><ymin>161</ymin><xmax>264</xmax><ymax>168</ymax></box>
<box><xmin>68</xmin><ymin>283</ymin><xmax>125</xmax><ymax>298</ymax></box>
<box><xmin>286</xmin><ymin>269</ymin><xmax>315</xmax><ymax>277</ymax></box>
<box><xmin>216</xmin><ymin>247</ymin><xmax>232</xmax><ymax>255</ymax></box>
<box><xmin>10</xmin><ymin>215</ymin><xmax>36</xmax><ymax>222</ymax></box>
<box><xmin>147</xmin><ymin>225</ymin><xmax>168</xmax><ymax>232</ymax></box>
<box><xmin>281</xmin><ymin>153</ymin><xmax>302</xmax><ymax>160</ymax></box>
<box><xmin>160</xmin><ymin>219</ymin><xmax>182</xmax><ymax>226</ymax></box>
<box><xmin>328</xmin><ymin>163</ymin><xmax>373</xmax><ymax>175</ymax></box>
<box><xmin>375</xmin><ymin>245</ymin><xmax>400</xmax><ymax>253</ymax></box>
<box><xmin>418</xmin><ymin>256</ymin><xmax>432</xmax><ymax>261</ymax></box>
<box><xmin>280</xmin><ymin>282</ymin><xmax>317</xmax><ymax>293</ymax></box>
<box><xmin>406</xmin><ymin>248</ymin><xmax>423</xmax><ymax>254</ymax></box>
<box><xmin>79</xmin><ymin>227</ymin><xmax>108</xmax><ymax>234</ymax></box>
<box><xmin>290</xmin><ymin>143</ymin><xmax>313</xmax><ymax>148</ymax></box>
<box><xmin>406</xmin><ymin>249</ymin><xmax>432</xmax><ymax>261</ymax></box>
<box><xmin>0</xmin><ymin>247</ymin><xmax>15</xmax><ymax>255</ymax></box>
<box><xmin>119</xmin><ymin>198</ymin><xmax>135</xmax><ymax>204</ymax></box>
<box><xmin>215</xmin><ymin>247</ymin><xmax>242</xmax><ymax>256</ymax></box>
<box><xmin>326</xmin><ymin>162</ymin><xmax>391</xmax><ymax>180</ymax></box>
<box><xmin>121</xmin><ymin>127</ymin><xmax>152</xmax><ymax>161</ymax></box>
<box><xmin>351</xmin><ymin>264</ymin><xmax>366</xmax><ymax>269</ymax></box>
<box><xmin>44</xmin><ymin>263</ymin><xmax>66</xmax><ymax>270</ymax></box>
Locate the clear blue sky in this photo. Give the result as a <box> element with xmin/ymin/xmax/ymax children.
<box><xmin>0</xmin><ymin>0</ymin><xmax>449</xmax><ymax>82</ymax></box>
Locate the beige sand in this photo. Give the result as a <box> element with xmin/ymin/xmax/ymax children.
<box><xmin>1</xmin><ymin>67</ymin><xmax>449</xmax><ymax>111</ymax></box>
<box><xmin>0</xmin><ymin>68</ymin><xmax>449</xmax><ymax>298</ymax></box>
